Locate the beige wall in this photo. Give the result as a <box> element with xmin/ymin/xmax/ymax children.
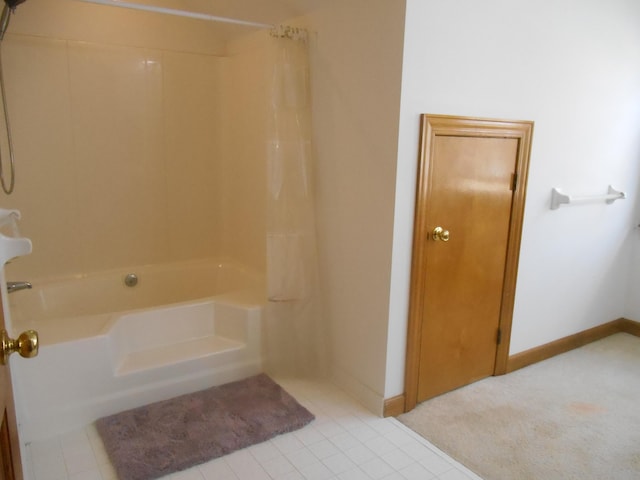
<box><xmin>4</xmin><ymin>0</ymin><xmax>407</xmax><ymax>414</ymax></box>
<box><xmin>304</xmin><ymin>0</ymin><xmax>406</xmax><ymax>412</ymax></box>
<box><xmin>2</xmin><ymin>1</ymin><xmax>267</xmax><ymax>280</ymax></box>
<box><xmin>9</xmin><ymin>0</ymin><xmax>228</xmax><ymax>55</ymax></box>
<box><xmin>221</xmin><ymin>34</ymin><xmax>269</xmax><ymax>273</ymax></box>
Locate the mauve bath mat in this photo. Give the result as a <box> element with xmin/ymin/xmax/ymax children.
<box><xmin>95</xmin><ymin>374</ymin><xmax>315</xmax><ymax>480</ymax></box>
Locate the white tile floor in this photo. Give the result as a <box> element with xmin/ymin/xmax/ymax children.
<box><xmin>23</xmin><ymin>378</ymin><xmax>483</xmax><ymax>480</ymax></box>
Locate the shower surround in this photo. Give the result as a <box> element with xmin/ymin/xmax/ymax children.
<box><xmin>1</xmin><ymin>0</ymin><xmax>274</xmax><ymax>447</ymax></box>
<box><xmin>2</xmin><ymin>18</ymin><xmax>268</xmax><ymax>281</ymax></box>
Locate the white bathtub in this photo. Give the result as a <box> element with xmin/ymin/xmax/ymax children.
<box><xmin>8</xmin><ymin>259</ymin><xmax>266</xmax><ymax>442</ymax></box>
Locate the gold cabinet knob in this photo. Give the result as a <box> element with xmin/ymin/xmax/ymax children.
<box><xmin>1</xmin><ymin>329</ymin><xmax>38</xmax><ymax>365</ymax></box>
<box><xmin>432</xmin><ymin>226</ymin><xmax>450</xmax><ymax>242</ymax></box>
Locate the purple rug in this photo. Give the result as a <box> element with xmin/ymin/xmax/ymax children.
<box><xmin>95</xmin><ymin>374</ymin><xmax>315</xmax><ymax>480</ymax></box>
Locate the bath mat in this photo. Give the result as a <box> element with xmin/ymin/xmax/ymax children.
<box><xmin>95</xmin><ymin>374</ymin><xmax>314</xmax><ymax>480</ymax></box>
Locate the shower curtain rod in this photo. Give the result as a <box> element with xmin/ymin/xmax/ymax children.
<box><xmin>76</xmin><ymin>0</ymin><xmax>274</xmax><ymax>29</ymax></box>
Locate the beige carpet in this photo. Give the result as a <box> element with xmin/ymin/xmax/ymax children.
<box><xmin>398</xmin><ymin>333</ymin><xmax>640</xmax><ymax>480</ymax></box>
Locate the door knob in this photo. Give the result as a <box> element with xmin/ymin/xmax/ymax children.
<box><xmin>1</xmin><ymin>329</ymin><xmax>38</xmax><ymax>365</ymax></box>
<box><xmin>432</xmin><ymin>226</ymin><xmax>450</xmax><ymax>242</ymax></box>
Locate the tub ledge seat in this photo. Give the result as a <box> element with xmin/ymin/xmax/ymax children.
<box><xmin>115</xmin><ymin>335</ymin><xmax>245</xmax><ymax>376</ymax></box>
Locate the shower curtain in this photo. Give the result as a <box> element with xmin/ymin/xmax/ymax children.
<box><xmin>265</xmin><ymin>26</ymin><xmax>326</xmax><ymax>377</ymax></box>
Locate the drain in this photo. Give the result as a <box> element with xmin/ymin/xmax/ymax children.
<box><xmin>124</xmin><ymin>273</ymin><xmax>138</xmax><ymax>287</ymax></box>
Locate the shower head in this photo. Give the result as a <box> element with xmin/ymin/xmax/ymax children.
<box><xmin>0</xmin><ymin>0</ymin><xmax>26</xmax><ymax>42</ymax></box>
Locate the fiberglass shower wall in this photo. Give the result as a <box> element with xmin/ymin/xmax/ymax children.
<box><xmin>1</xmin><ymin>2</ymin><xmax>267</xmax><ymax>281</ymax></box>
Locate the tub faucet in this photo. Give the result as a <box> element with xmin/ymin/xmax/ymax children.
<box><xmin>6</xmin><ymin>281</ymin><xmax>31</xmax><ymax>293</ymax></box>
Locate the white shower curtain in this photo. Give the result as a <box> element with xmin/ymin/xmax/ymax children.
<box><xmin>265</xmin><ymin>26</ymin><xmax>326</xmax><ymax>377</ymax></box>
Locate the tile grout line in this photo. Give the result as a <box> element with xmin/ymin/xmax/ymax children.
<box><xmin>25</xmin><ymin>379</ymin><xmax>484</xmax><ymax>480</ymax></box>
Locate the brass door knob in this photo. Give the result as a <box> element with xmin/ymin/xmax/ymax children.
<box><xmin>1</xmin><ymin>329</ymin><xmax>38</xmax><ymax>365</ymax></box>
<box><xmin>432</xmin><ymin>226</ymin><xmax>450</xmax><ymax>242</ymax></box>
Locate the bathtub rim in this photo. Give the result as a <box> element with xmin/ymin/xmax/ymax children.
<box><xmin>8</xmin><ymin>256</ymin><xmax>266</xmax><ymax>329</ymax></box>
<box><xmin>9</xmin><ymin>256</ymin><xmax>264</xmax><ymax>289</ymax></box>
<box><xmin>13</xmin><ymin>288</ymin><xmax>266</xmax><ymax>347</ymax></box>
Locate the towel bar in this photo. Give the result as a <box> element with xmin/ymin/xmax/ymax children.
<box><xmin>550</xmin><ymin>185</ymin><xmax>625</xmax><ymax>210</ymax></box>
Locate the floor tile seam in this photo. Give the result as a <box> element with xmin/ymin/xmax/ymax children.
<box><xmin>249</xmin><ymin>439</ymin><xmax>284</xmax><ymax>463</ymax></box>
<box><xmin>27</xmin><ymin>441</ymin><xmax>65</xmax><ymax>463</ymax></box>
<box><xmin>60</xmin><ymin>434</ymin><xmax>105</xmax><ymax>477</ymax></box>
<box><xmin>319</xmin><ymin>451</ymin><xmax>359</xmax><ymax>475</ymax></box>
<box><xmin>284</xmin><ymin>447</ymin><xmax>323</xmax><ymax>471</ymax></box>
<box><xmin>387</xmin><ymin>418</ymin><xmax>458</xmax><ymax>458</ymax></box>
<box><xmin>289</xmin><ymin>443</ymin><xmax>363</xmax><ymax>476</ymax></box>
<box><xmin>387</xmin><ymin>420</ymin><xmax>481</xmax><ymax>479</ymax></box>
<box><xmin>62</xmin><ymin>456</ymin><xmax>101</xmax><ymax>478</ymax></box>
<box><xmin>23</xmin><ymin>380</ymin><xmax>486</xmax><ymax>480</ymax></box>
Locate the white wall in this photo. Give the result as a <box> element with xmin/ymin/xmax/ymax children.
<box><xmin>386</xmin><ymin>0</ymin><xmax>640</xmax><ymax>397</ymax></box>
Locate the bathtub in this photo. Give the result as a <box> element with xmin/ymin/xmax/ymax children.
<box><xmin>7</xmin><ymin>259</ymin><xmax>266</xmax><ymax>442</ymax></box>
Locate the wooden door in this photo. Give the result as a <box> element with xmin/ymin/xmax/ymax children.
<box><xmin>0</xmin><ymin>293</ymin><xmax>23</xmax><ymax>480</ymax></box>
<box><xmin>405</xmin><ymin>115</ymin><xmax>533</xmax><ymax>410</ymax></box>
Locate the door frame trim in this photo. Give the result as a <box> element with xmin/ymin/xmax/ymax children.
<box><xmin>403</xmin><ymin>114</ymin><xmax>534</xmax><ymax>413</ymax></box>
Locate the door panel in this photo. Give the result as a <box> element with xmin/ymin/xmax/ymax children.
<box><xmin>417</xmin><ymin>136</ymin><xmax>517</xmax><ymax>402</ymax></box>
<box><xmin>0</xmin><ymin>294</ymin><xmax>23</xmax><ymax>480</ymax></box>
<box><xmin>405</xmin><ymin>115</ymin><xmax>533</xmax><ymax>410</ymax></box>
<box><xmin>1</xmin><ymin>410</ymin><xmax>15</xmax><ymax>480</ymax></box>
